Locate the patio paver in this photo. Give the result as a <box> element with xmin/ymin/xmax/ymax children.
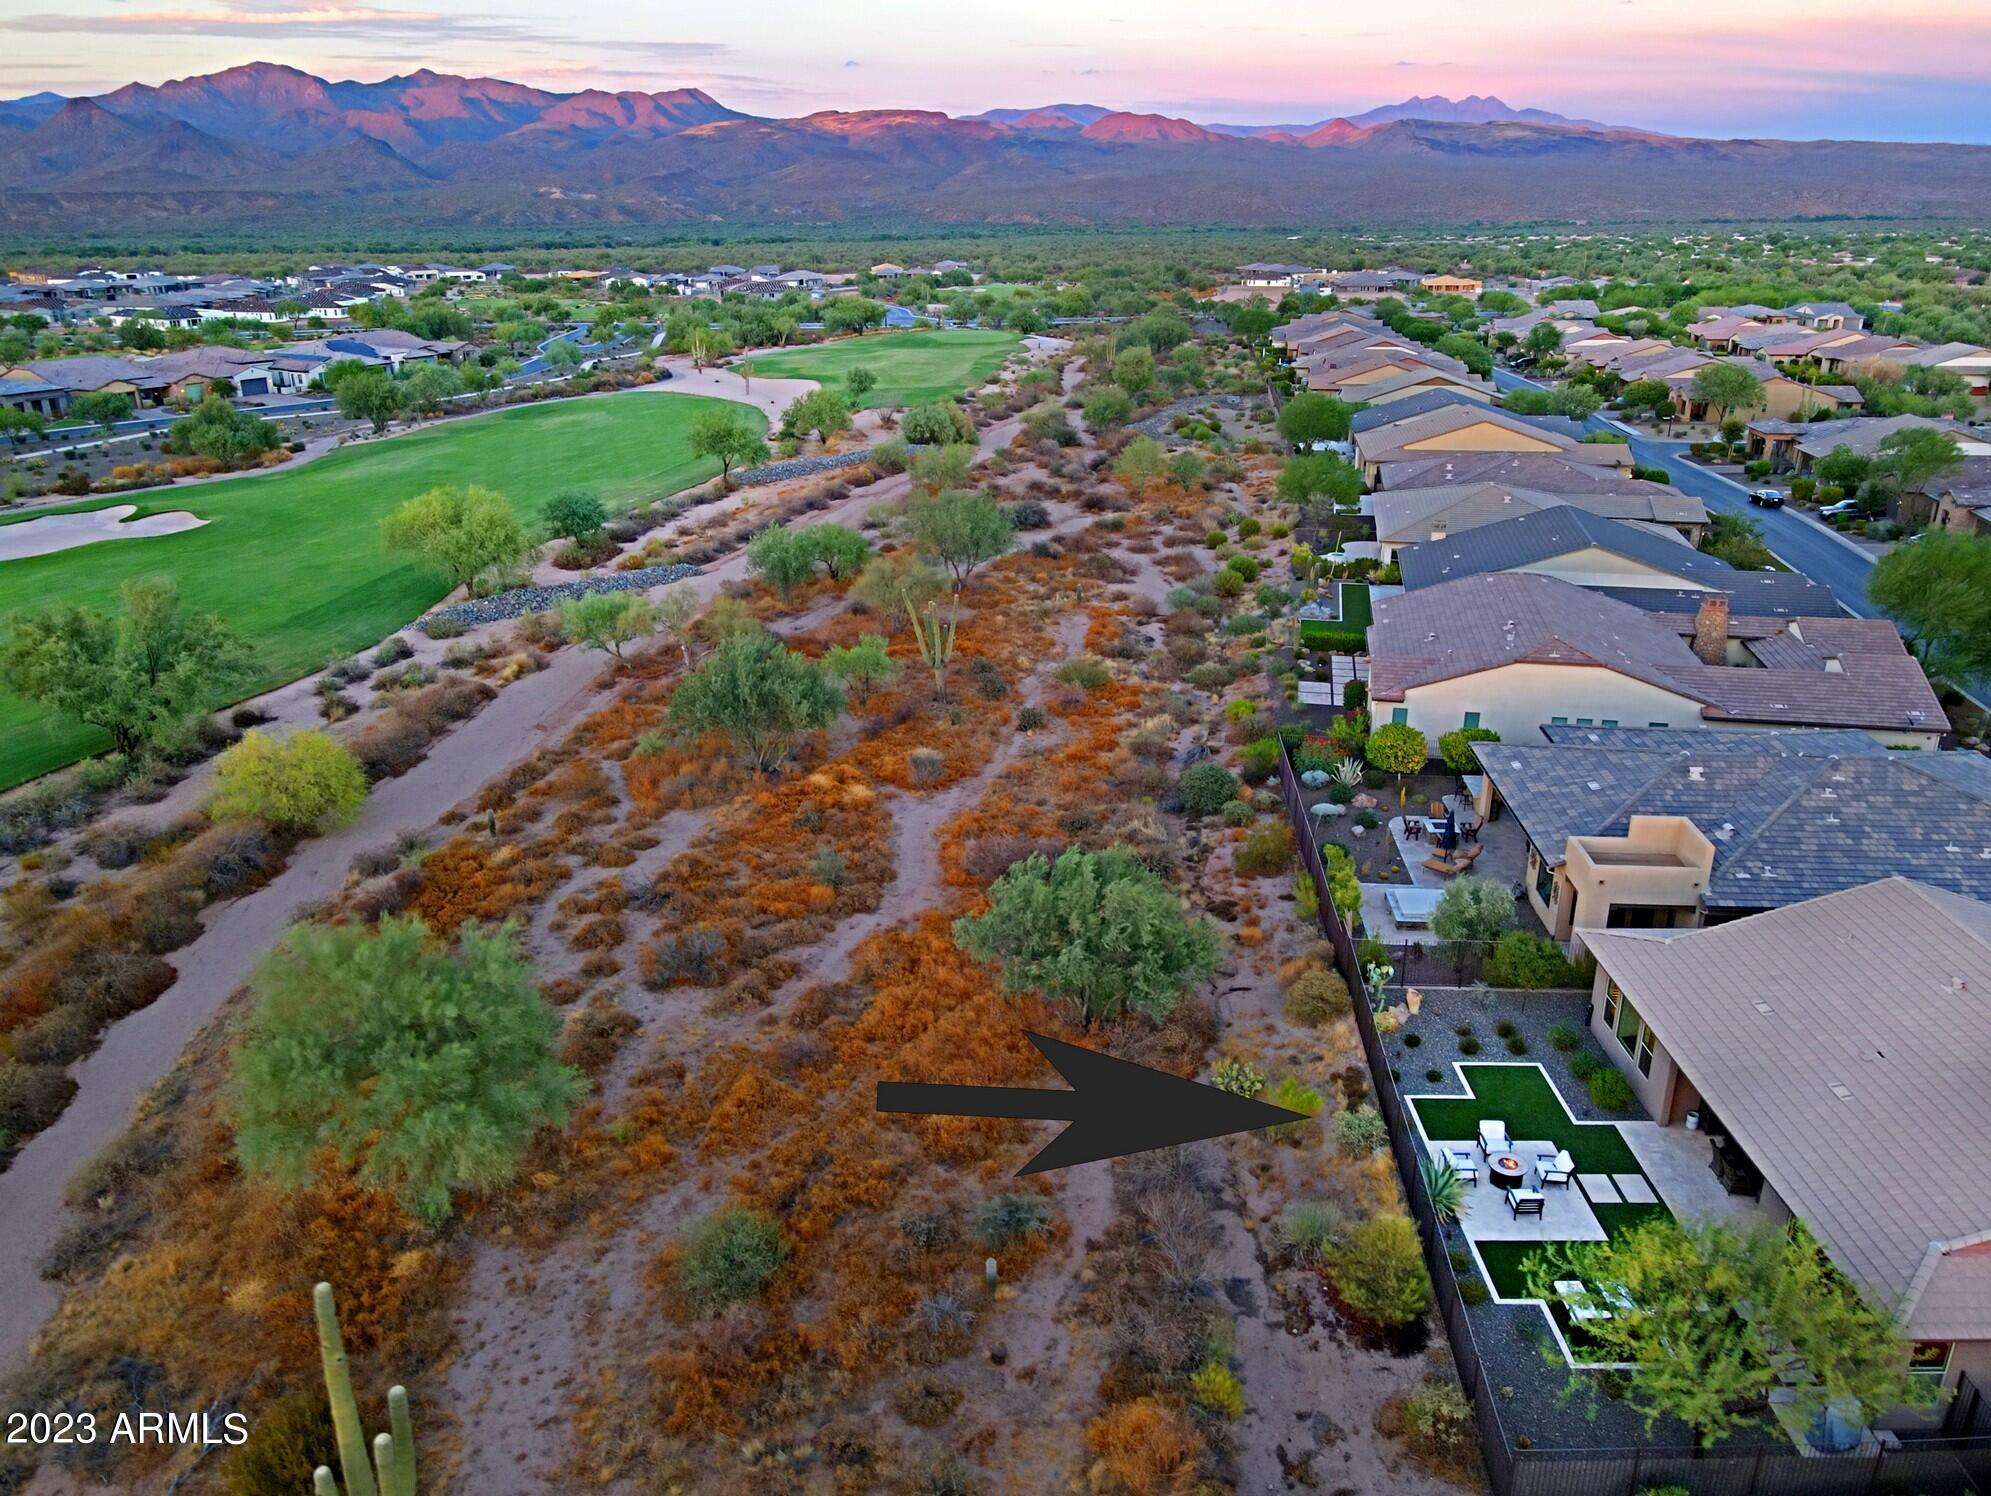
<box><xmin>1613</xmin><ymin>1173</ymin><xmax>1657</xmax><ymax>1204</ymax></box>
<box><xmin>1578</xmin><ymin>1172</ymin><xmax>1622</xmax><ymax>1204</ymax></box>
<box><xmin>1428</xmin><ymin>1138</ymin><xmax>1608</xmax><ymax>1245</ymax></box>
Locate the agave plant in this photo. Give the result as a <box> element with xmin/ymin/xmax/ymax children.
<box><xmin>1331</xmin><ymin>757</ymin><xmax>1365</xmax><ymax>788</ymax></box>
<box><xmin>1418</xmin><ymin>1152</ymin><xmax>1468</xmax><ymax>1228</ymax></box>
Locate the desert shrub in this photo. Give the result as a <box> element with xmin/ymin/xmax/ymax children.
<box><xmin>1402</xmin><ymin>1379</ymin><xmax>1475</xmax><ymax>1464</ymax></box>
<box><xmin>1085</xmin><ymin>1399</ymin><xmax>1199</xmax><ymax>1492</ymax></box>
<box><xmin>1016</xmin><ymin>705</ymin><xmax>1047</xmax><ymax>732</ymax></box>
<box><xmin>1235</xmin><ymin>736</ymin><xmax>1280</xmax><ymax>784</ymax></box>
<box><xmin>1333</xmin><ymin>1214</ymin><xmax>1430</xmax><ymax>1328</ymax></box>
<box><xmin>419</xmin><ymin>613</ymin><xmax>466</xmax><ymax>639</ymax></box>
<box><xmin>208</xmin><ymin>729</ymin><xmax>368</xmax><ymax>834</ymax></box>
<box><xmin>646</xmin><ymin>925</ymin><xmax>727</xmax><ymax>986</ymax></box>
<box><xmin>224</xmin><ymin>1391</ymin><xmax>347</xmax><ymax>1496</ymax></box>
<box><xmin>0</xmin><ymin>1062</ymin><xmax>78</xmax><ymax>1140</ymax></box>
<box><xmin>1177</xmin><ymin>761</ymin><xmax>1239</xmax><ymax>815</ymax></box>
<box><xmin>1220</xmin><ymin>800</ymin><xmax>1254</xmax><ymax>827</ymax></box>
<box><xmin>1190</xmin><ymin>1362</ymin><xmax>1245</xmax><ymax>1419</ymax></box>
<box><xmin>1458</xmin><ymin>1277</ymin><xmax>1489</xmax><ymax>1306</ymax></box>
<box><xmin>1285</xmin><ymin>968</ymin><xmax>1351</xmax><ymax>1026</ymax></box>
<box><xmin>1569</xmin><ymin>1052</ymin><xmax>1600</xmax><ymax>1080</ymax></box>
<box><xmin>1459</xmin><ymin>1036</ymin><xmax>1482</xmax><ymax>1055</ymax></box>
<box><xmin>372</xmin><ymin>634</ymin><xmax>414</xmax><ymax>668</ymax></box>
<box><xmin>1234</xmin><ymin>820</ymin><xmax>1292</xmax><ymax>876</ymax></box>
<box><xmin>1212</xmin><ymin>1057</ymin><xmax>1265</xmax><ymax>1097</ymax></box>
<box><xmin>671</xmin><ymin>1207</ymin><xmax>787</xmax><ymax>1315</ymax></box>
<box><xmin>1437</xmin><ymin>726</ymin><xmax>1500</xmax><ymax>773</ymax></box>
<box><xmin>976</xmin><ymin>1193</ymin><xmax>1052</xmax><ymax>1250</ymax></box>
<box><xmin>196</xmin><ymin>821</ymin><xmax>278</xmax><ymax>897</ymax></box>
<box><xmin>1266</xmin><ymin>1075</ymin><xmax>1323</xmax><ymax>1142</ymax></box>
<box><xmin>907</xmin><ymin>747</ymin><xmax>946</xmax><ymax>785</ymax></box>
<box><xmin>1587</xmin><ymin>1067</ymin><xmax>1635</xmax><ymax>1110</ymax></box>
<box><xmin>893</xmin><ymin>1378</ymin><xmax>966</xmax><ymax>1427</ymax></box>
<box><xmin>1485</xmin><ymin>930</ymin><xmax>1584</xmax><ymax>989</ymax></box>
<box><xmin>1052</xmin><ymin>657</ymin><xmax>1110</xmax><ymax>690</ymax></box>
<box><xmin>1009</xmin><ymin>499</ymin><xmax>1051</xmax><ymax>529</ymax></box>
<box><xmin>1335</xmin><ymin>1104</ymin><xmax>1387</xmax><ymax>1155</ymax></box>
<box><xmin>559</xmin><ymin>997</ymin><xmax>640</xmax><ymax>1077</ymax></box>
<box><xmin>349</xmin><ymin>717</ymin><xmax>430</xmax><ymax>782</ymax></box>
<box><xmin>1280</xmin><ymin>1199</ymin><xmax>1347</xmax><ymax>1264</ymax></box>
<box><xmin>1505</xmin><ymin>1034</ymin><xmax>1528</xmax><ymax>1055</ymax></box>
<box><xmin>1548</xmin><ymin>1021</ymin><xmax>1582</xmax><ymax>1052</ymax></box>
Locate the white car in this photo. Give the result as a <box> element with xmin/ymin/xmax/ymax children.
<box><xmin>1819</xmin><ymin>498</ymin><xmax>1864</xmax><ymax>517</ymax></box>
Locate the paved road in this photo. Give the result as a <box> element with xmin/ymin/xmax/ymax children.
<box><xmin>1490</xmin><ymin>367</ymin><xmax>1883</xmax><ymax>618</ymax></box>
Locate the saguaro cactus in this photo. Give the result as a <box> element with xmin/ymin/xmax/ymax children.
<box><xmin>312</xmin><ymin>1281</ymin><xmax>417</xmax><ymax>1496</ymax></box>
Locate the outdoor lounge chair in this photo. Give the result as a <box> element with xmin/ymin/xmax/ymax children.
<box><xmin>1447</xmin><ymin>1147</ymin><xmax>1478</xmax><ymax>1185</ymax></box>
<box><xmin>1477</xmin><ymin>1119</ymin><xmax>1510</xmax><ymax>1157</ymax></box>
<box><xmin>1537</xmin><ymin>1149</ymin><xmax>1575</xmax><ymax>1188</ymax></box>
<box><xmin>1422</xmin><ymin>855</ymin><xmax>1464</xmax><ymax>876</ymax></box>
<box><xmin>1507</xmin><ymin>1188</ymin><xmax>1545</xmax><ymax>1219</ymax></box>
<box><xmin>1556</xmin><ymin>1279</ymin><xmax>1613</xmax><ymax>1324</ymax></box>
<box><xmin>1429</xmin><ymin>800</ymin><xmax>1447</xmax><ymax>819</ymax></box>
<box><xmin>1457</xmin><ymin>843</ymin><xmax>1484</xmax><ymax>865</ymax></box>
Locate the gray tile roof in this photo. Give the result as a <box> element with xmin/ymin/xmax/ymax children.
<box><xmin>1479</xmin><ymin>729</ymin><xmax>1991</xmax><ymax>911</ymax></box>
<box><xmin>1397</xmin><ymin>504</ymin><xmax>1765</xmax><ymax>593</ymax></box>
<box><xmin>1583</xmin><ymin>878</ymin><xmax>1991</xmax><ymax>1336</ymax></box>
<box><xmin>1351</xmin><ymin>388</ymin><xmax>1490</xmax><ymax>433</ymax></box>
<box><xmin>1376</xmin><ymin>453</ymin><xmax>1681</xmax><ymax>493</ymax></box>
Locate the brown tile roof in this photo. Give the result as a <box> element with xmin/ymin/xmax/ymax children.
<box><xmin>1377</xmin><ymin>453</ymin><xmax>1677</xmax><ymax>493</ymax></box>
<box><xmin>1355</xmin><ymin>404</ymin><xmax>1633</xmax><ymax>468</ymax></box>
<box><xmin>1371</xmin><ymin>481</ymin><xmax>1708</xmax><ymax>545</ymax></box>
<box><xmin>1582</xmin><ymin>878</ymin><xmax>1991</xmax><ymax>1336</ymax></box>
<box><xmin>1364</xmin><ymin>573</ymin><xmax>1942</xmax><ymax>733</ymax></box>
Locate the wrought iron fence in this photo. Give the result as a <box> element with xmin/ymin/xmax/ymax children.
<box><xmin>1276</xmin><ymin>742</ymin><xmax>1991</xmax><ymax>1496</ymax></box>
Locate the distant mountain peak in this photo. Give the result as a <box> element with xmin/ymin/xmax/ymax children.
<box><xmin>1080</xmin><ymin>111</ymin><xmax>1223</xmax><ymax>144</ymax></box>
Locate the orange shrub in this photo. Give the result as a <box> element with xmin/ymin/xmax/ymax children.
<box><xmin>1085</xmin><ymin>1398</ymin><xmax>1201</xmax><ymax>1493</ymax></box>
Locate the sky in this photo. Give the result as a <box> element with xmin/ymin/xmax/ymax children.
<box><xmin>3</xmin><ymin>0</ymin><xmax>1990</xmax><ymax>142</ymax></box>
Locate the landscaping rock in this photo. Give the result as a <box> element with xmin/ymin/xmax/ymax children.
<box><xmin>422</xmin><ymin>564</ymin><xmax>700</xmax><ymax>632</ymax></box>
<box><xmin>735</xmin><ymin>450</ymin><xmax>876</xmax><ymax>487</ymax></box>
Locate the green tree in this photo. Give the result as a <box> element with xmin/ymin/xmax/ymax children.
<box><xmin>1875</xmin><ymin>425</ymin><xmax>1964</xmax><ymax>496</ymax></box>
<box><xmin>333</xmin><ymin>367</ymin><xmax>404</xmax><ymax>434</ymax></box>
<box><xmin>1081</xmin><ymin>386</ymin><xmax>1135</xmax><ymax>430</ymax></box>
<box><xmin>1435</xmin><ymin>333</ymin><xmax>1494</xmax><ymax>378</ymax></box>
<box><xmin>70</xmin><ymin>390</ymin><xmax>135</xmax><ymax>432</ymax></box>
<box><xmin>208</xmin><ymin>728</ymin><xmax>368</xmax><ymax>833</ymax></box>
<box><xmin>782</xmin><ymin>388</ymin><xmax>854</xmax><ymax>441</ymax></box>
<box><xmin>1276</xmin><ymin>453</ymin><xmax>1363</xmax><ymax>509</ymax></box>
<box><xmin>853</xmin><ymin>552</ymin><xmax>949</xmax><ymax>631</ymax></box>
<box><xmin>0</xmin><ymin>578</ymin><xmax>249</xmax><ymax>757</ymax></box>
<box><xmin>0</xmin><ymin>407</ymin><xmax>46</xmax><ymax>448</ymax></box>
<box><xmin>1168</xmin><ymin>450</ymin><xmax>1205</xmax><ymax>490</ymax></box>
<box><xmin>1113</xmin><ymin>435</ymin><xmax>1168</xmax><ymax>497</ymax></box>
<box><xmin>541</xmin><ymin>336</ymin><xmax>584</xmax><ymax>371</ymax></box>
<box><xmin>807</xmin><ymin>522</ymin><xmax>870</xmax><ymax>580</ymax></box>
<box><xmin>954</xmin><ymin>846</ymin><xmax>1221</xmax><ymax>1024</ymax></box>
<box><xmin>380</xmin><ymin>484</ymin><xmax>534</xmax><ymax>595</ymax></box>
<box><xmin>1620</xmin><ymin>378</ymin><xmax>1676</xmax><ymax>423</ymax></box>
<box><xmin>558</xmin><ymin>591</ymin><xmax>657</xmax><ymax>663</ymax></box>
<box><xmin>1111</xmin><ymin>345</ymin><xmax>1156</xmax><ymax>398</ymax></box>
<box><xmin>1277</xmin><ymin>392</ymin><xmax>1354</xmax><ymax>449</ymax></box>
<box><xmin>1437</xmin><ymin>726</ymin><xmax>1500</xmax><ymax>772</ymax></box>
<box><xmin>542</xmin><ymin>488</ymin><xmax>607</xmax><ymax>544</ymax></box>
<box><xmin>1363</xmin><ymin>720</ymin><xmax>1428</xmax><ymax>801</ymax></box>
<box><xmin>1522</xmin><ymin>322</ymin><xmax>1564</xmax><ymax>360</ymax></box>
<box><xmin>899</xmin><ymin>401</ymin><xmax>973</xmax><ymax>445</ymax></box>
<box><xmin>232</xmin><ymin>917</ymin><xmax>584</xmax><ymax>1226</ymax></box>
<box><xmin>1687</xmin><ymin>363</ymin><xmax>1766</xmax><ymax>427</ymax></box>
<box><xmin>667</xmin><ymin>628</ymin><xmax>842</xmax><ymax>771</ymax></box>
<box><xmin>1527</xmin><ymin>1217</ymin><xmax>1930</xmax><ymax>1446</ymax></box>
<box><xmin>1699</xmin><ymin>510</ymin><xmax>1776</xmax><ymax>570</ymax></box>
<box><xmin>1431</xmin><ymin>873</ymin><xmax>1515</xmax><ymax>977</ymax></box>
<box><xmin>822</xmin><ymin>297</ymin><xmax>888</xmax><ymax>336</ymax></box>
<box><xmin>168</xmin><ymin>392</ymin><xmax>281</xmax><ymax>467</ymax></box>
<box><xmin>1869</xmin><ymin>529</ymin><xmax>1991</xmax><ymax>680</ymax></box>
<box><xmin>689</xmin><ymin>406</ymin><xmax>769</xmax><ymax>486</ymax></box>
<box><xmin>905</xmin><ymin>489</ymin><xmax>1015</xmax><ymax>589</ymax></box>
<box><xmin>844</xmin><ymin>366</ymin><xmax>878</xmax><ymax>403</ymax></box>
<box><xmin>399</xmin><ymin>361</ymin><xmax>460</xmax><ymax>416</ymax></box>
<box><xmin>822</xmin><ymin>633</ymin><xmax>901</xmax><ymax>702</ymax></box>
<box><xmin>1814</xmin><ymin>444</ymin><xmax>1873</xmax><ymax>493</ymax></box>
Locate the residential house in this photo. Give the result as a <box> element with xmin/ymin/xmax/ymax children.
<box><xmin>1352</xmin><ymin>403</ymin><xmax>1634</xmax><ymax>483</ymax></box>
<box><xmin>1374</xmin><ymin>451</ymin><xmax>1691</xmax><ymax>494</ymax></box>
<box><xmin>869</xmin><ymin>263</ymin><xmax>907</xmax><ymax>279</ymax></box>
<box><xmin>1238</xmin><ymin>262</ymin><xmax>1315</xmax><ymax>288</ymax></box>
<box><xmin>1784</xmin><ymin>301</ymin><xmax>1866</xmax><ymax>332</ymax></box>
<box><xmin>1894</xmin><ymin>342</ymin><xmax>1991</xmax><ymax>399</ymax></box>
<box><xmin>0</xmin><ymin>378</ymin><xmax>68</xmax><ymax>418</ymax></box>
<box><xmin>1363</xmin><ymin>573</ymin><xmax>1943</xmax><ymax>749</ymax></box>
<box><xmin>191</xmin><ymin>296</ymin><xmax>297</xmax><ymax>326</ymax></box>
<box><xmin>1304</xmin><ymin>353</ymin><xmax>1492</xmax><ymax>404</ymax></box>
<box><xmin>1420</xmin><ymin>272</ymin><xmax>1482</xmax><ymax>296</ymax></box>
<box><xmin>1395</xmin><ymin>504</ymin><xmax>1833</xmax><ymax>616</ymax></box>
<box><xmin>0</xmin><ymin>355</ymin><xmax>172</xmax><ymax>407</ymax></box>
<box><xmin>1372</xmin><ymin>483</ymin><xmax>1709</xmax><ymax>562</ymax></box>
<box><xmin>1745</xmin><ymin>414</ymin><xmax>1989</xmax><ymax>475</ymax></box>
<box><xmin>1472</xmin><ymin>723</ymin><xmax>1991</xmax><ymax>944</ymax></box>
<box><xmin>287</xmin><ymin>329</ymin><xmax>467</xmax><ymax>371</ymax></box>
<box><xmin>1577</xmin><ymin>877</ymin><xmax>1991</xmax><ymax>1407</ymax></box>
<box><xmin>1933</xmin><ymin>460</ymin><xmax>1991</xmax><ymax>534</ymax></box>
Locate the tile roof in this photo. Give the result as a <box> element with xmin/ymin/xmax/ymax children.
<box><xmin>1398</xmin><ymin>504</ymin><xmax>1739</xmax><ymax>590</ymax></box>
<box><xmin>1371</xmin><ymin>481</ymin><xmax>1707</xmax><ymax>543</ymax></box>
<box><xmin>1365</xmin><ymin>573</ymin><xmax>1942</xmax><ymax>733</ymax></box>
<box><xmin>1582</xmin><ymin>878</ymin><xmax>1991</xmax><ymax>1335</ymax></box>
<box><xmin>1376</xmin><ymin>452</ymin><xmax>1679</xmax><ymax>493</ymax></box>
<box><xmin>1355</xmin><ymin>404</ymin><xmax>1632</xmax><ymax>468</ymax></box>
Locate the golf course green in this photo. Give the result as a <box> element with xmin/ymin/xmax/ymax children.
<box><xmin>0</xmin><ymin>390</ymin><xmax>762</xmax><ymax>789</ymax></box>
<box><xmin>744</xmin><ymin>328</ymin><xmax>1019</xmax><ymax>408</ymax></box>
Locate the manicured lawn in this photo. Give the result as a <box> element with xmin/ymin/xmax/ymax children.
<box><xmin>1475</xmin><ymin>1203</ymin><xmax>1670</xmax><ymax>1303</ymax></box>
<box><xmin>0</xmin><ymin>392</ymin><xmax>760</xmax><ymax>789</ymax></box>
<box><xmin>1411</xmin><ymin>1063</ymin><xmax>1642</xmax><ymax>1176</ymax></box>
<box><xmin>743</xmin><ymin>328</ymin><xmax>1020</xmax><ymax>408</ymax></box>
<box><xmin>1336</xmin><ymin>581</ymin><xmax>1373</xmax><ymax>631</ymax></box>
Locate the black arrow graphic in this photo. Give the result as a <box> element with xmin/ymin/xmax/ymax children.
<box><xmin>876</xmin><ymin>1032</ymin><xmax>1309</xmax><ymax>1174</ymax></box>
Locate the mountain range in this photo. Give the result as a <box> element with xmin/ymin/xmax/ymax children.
<box><xmin>1</xmin><ymin>63</ymin><xmax>1986</xmax><ymax>237</ymax></box>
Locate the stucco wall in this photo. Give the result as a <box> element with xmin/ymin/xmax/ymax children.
<box><xmin>1394</xmin><ymin>661</ymin><xmax>1705</xmax><ymax>745</ymax></box>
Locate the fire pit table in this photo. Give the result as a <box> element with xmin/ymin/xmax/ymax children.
<box><xmin>1488</xmin><ymin>1154</ymin><xmax>1526</xmax><ymax>1191</ymax></box>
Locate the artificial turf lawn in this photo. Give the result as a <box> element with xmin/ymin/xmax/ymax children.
<box><xmin>1337</xmin><ymin>581</ymin><xmax>1373</xmax><ymax>630</ymax></box>
<box><xmin>742</xmin><ymin>329</ymin><xmax>1019</xmax><ymax>408</ymax></box>
<box><xmin>1411</xmin><ymin>1063</ymin><xmax>1643</xmax><ymax>1176</ymax></box>
<box><xmin>1474</xmin><ymin>1203</ymin><xmax>1672</xmax><ymax>1303</ymax></box>
<box><xmin>0</xmin><ymin>392</ymin><xmax>761</xmax><ymax>789</ymax></box>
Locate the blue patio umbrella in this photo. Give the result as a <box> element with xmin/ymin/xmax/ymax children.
<box><xmin>1442</xmin><ymin>806</ymin><xmax>1458</xmax><ymax>851</ymax></box>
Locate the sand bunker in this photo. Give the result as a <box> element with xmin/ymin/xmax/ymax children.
<box><xmin>0</xmin><ymin>504</ymin><xmax>208</xmax><ymax>562</ymax></box>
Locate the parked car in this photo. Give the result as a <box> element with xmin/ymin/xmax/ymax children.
<box><xmin>1749</xmin><ymin>488</ymin><xmax>1784</xmax><ymax>507</ymax></box>
<box><xmin>1819</xmin><ymin>498</ymin><xmax>1864</xmax><ymax>517</ymax></box>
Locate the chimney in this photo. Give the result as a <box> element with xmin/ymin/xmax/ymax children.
<box><xmin>1692</xmin><ymin>594</ymin><xmax>1730</xmax><ymax>666</ymax></box>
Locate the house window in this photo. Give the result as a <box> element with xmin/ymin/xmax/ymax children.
<box><xmin>1463</xmin><ymin>712</ymin><xmax>1481</xmax><ymax>729</ymax></box>
<box><xmin>1551</xmin><ymin>716</ymin><xmax>1569</xmax><ymax>725</ymax></box>
<box><xmin>1909</xmin><ymin>1342</ymin><xmax>1953</xmax><ymax>1383</ymax></box>
<box><xmin>1614</xmin><ymin>989</ymin><xmax>1644</xmax><ymax>1058</ymax></box>
<box><xmin>1576</xmin><ymin>718</ymin><xmax>1593</xmax><ymax>727</ymax></box>
<box><xmin>1603</xmin><ymin>979</ymin><xmax>1622</xmax><ymax>1031</ymax></box>
<box><xmin>1648</xmin><ymin>722</ymin><xmax>1669</xmax><ymax>728</ymax></box>
<box><xmin>1636</xmin><ymin>1022</ymin><xmax>1655</xmax><ymax>1077</ymax></box>
<box><xmin>1534</xmin><ymin>850</ymin><xmax>1557</xmax><ymax>910</ymax></box>
<box><xmin>1391</xmin><ymin>708</ymin><xmax>1408</xmax><ymax>725</ymax></box>
<box><xmin>1602</xmin><ymin>719</ymin><xmax>1619</xmax><ymax>728</ymax></box>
